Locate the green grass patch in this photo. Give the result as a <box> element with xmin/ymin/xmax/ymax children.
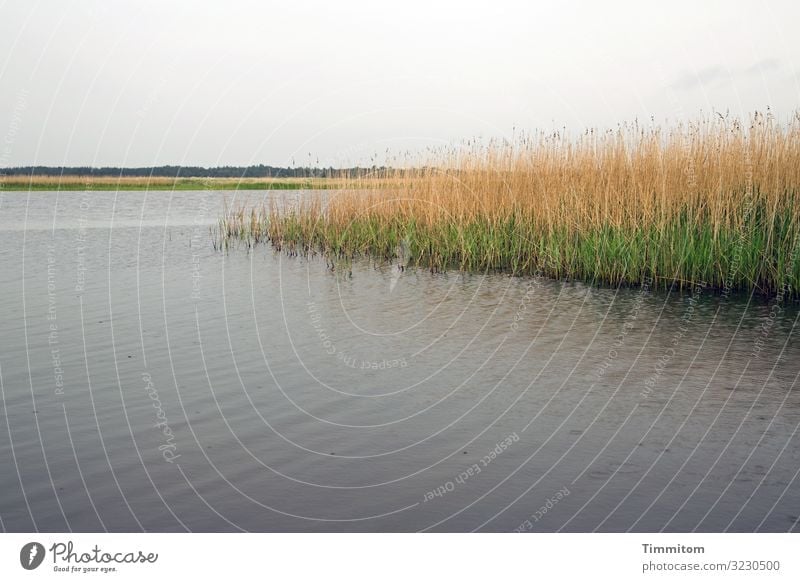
<box><xmin>217</xmin><ymin>204</ymin><xmax>800</xmax><ymax>298</ymax></box>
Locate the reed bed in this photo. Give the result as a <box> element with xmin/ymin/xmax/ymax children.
<box><xmin>218</xmin><ymin>111</ymin><xmax>800</xmax><ymax>297</ymax></box>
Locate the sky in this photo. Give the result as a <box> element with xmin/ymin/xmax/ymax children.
<box><xmin>0</xmin><ymin>0</ymin><xmax>798</xmax><ymax>168</ymax></box>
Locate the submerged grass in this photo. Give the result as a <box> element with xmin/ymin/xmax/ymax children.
<box><xmin>219</xmin><ymin>111</ymin><xmax>800</xmax><ymax>297</ymax></box>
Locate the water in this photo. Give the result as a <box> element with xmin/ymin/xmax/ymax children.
<box><xmin>1</xmin><ymin>190</ymin><xmax>799</xmax><ymax>532</ymax></box>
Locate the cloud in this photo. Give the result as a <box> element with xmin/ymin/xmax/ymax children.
<box><xmin>671</xmin><ymin>65</ymin><xmax>728</xmax><ymax>91</ymax></box>
<box><xmin>671</xmin><ymin>59</ymin><xmax>783</xmax><ymax>92</ymax></box>
<box><xmin>743</xmin><ymin>58</ymin><xmax>782</xmax><ymax>75</ymax></box>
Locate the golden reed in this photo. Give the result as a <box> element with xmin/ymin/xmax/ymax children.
<box><xmin>223</xmin><ymin>110</ymin><xmax>800</xmax><ymax>297</ymax></box>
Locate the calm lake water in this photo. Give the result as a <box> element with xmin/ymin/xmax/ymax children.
<box><xmin>1</xmin><ymin>190</ymin><xmax>799</xmax><ymax>532</ymax></box>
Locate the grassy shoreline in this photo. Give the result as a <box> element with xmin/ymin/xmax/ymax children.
<box><xmin>219</xmin><ymin>205</ymin><xmax>798</xmax><ymax>297</ymax></box>
<box><xmin>217</xmin><ymin>111</ymin><xmax>800</xmax><ymax>298</ymax></box>
<box><xmin>0</xmin><ymin>175</ymin><xmax>348</xmax><ymax>191</ymax></box>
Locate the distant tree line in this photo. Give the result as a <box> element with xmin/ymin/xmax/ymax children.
<box><xmin>0</xmin><ymin>164</ymin><xmax>391</xmax><ymax>178</ymax></box>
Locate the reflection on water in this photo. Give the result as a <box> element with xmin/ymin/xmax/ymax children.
<box><xmin>0</xmin><ymin>190</ymin><xmax>798</xmax><ymax>532</ymax></box>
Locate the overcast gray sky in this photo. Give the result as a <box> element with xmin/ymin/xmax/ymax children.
<box><xmin>1</xmin><ymin>0</ymin><xmax>798</xmax><ymax>167</ymax></box>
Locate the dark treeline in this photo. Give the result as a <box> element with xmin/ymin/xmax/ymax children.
<box><xmin>0</xmin><ymin>164</ymin><xmax>391</xmax><ymax>178</ymax></box>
